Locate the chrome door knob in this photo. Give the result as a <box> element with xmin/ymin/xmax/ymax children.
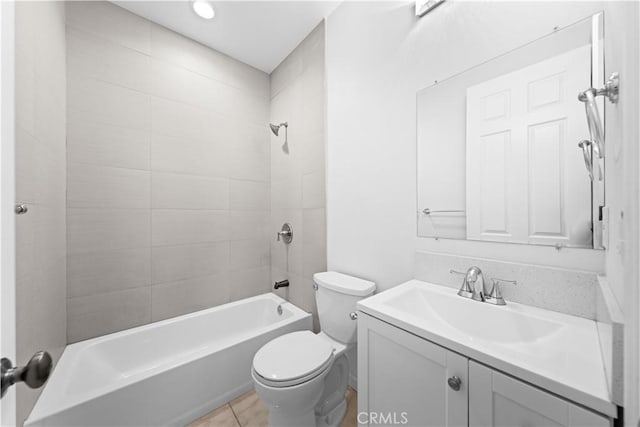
<box><xmin>447</xmin><ymin>375</ymin><xmax>462</xmax><ymax>391</ymax></box>
<box><xmin>1</xmin><ymin>351</ymin><xmax>52</xmax><ymax>398</ymax></box>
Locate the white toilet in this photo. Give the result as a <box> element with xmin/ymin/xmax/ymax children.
<box><xmin>251</xmin><ymin>272</ymin><xmax>376</xmax><ymax>427</ymax></box>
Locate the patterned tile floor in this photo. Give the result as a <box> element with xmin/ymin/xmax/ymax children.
<box><xmin>187</xmin><ymin>387</ymin><xmax>357</xmax><ymax>427</ymax></box>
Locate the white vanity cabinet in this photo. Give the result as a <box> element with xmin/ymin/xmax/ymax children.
<box><xmin>358</xmin><ymin>313</ymin><xmax>611</xmax><ymax>427</ymax></box>
<box><xmin>357</xmin><ymin>313</ymin><xmax>468</xmax><ymax>426</ymax></box>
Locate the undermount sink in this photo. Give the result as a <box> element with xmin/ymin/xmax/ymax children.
<box><xmin>383</xmin><ymin>285</ymin><xmax>563</xmax><ymax>344</ymax></box>
<box><xmin>357</xmin><ymin>279</ymin><xmax>612</xmax><ymax>418</ymax></box>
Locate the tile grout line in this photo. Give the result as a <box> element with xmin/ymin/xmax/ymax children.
<box><xmin>228</xmin><ymin>402</ymin><xmax>242</xmax><ymax>427</ymax></box>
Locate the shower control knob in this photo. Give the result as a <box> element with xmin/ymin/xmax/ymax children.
<box><xmin>1</xmin><ymin>351</ymin><xmax>52</xmax><ymax>398</ymax></box>
<box><xmin>276</xmin><ymin>223</ymin><xmax>293</xmax><ymax>244</ymax></box>
<box><xmin>447</xmin><ymin>376</ymin><xmax>462</xmax><ymax>391</ymax></box>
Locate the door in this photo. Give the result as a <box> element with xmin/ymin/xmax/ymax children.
<box><xmin>466</xmin><ymin>44</ymin><xmax>592</xmax><ymax>247</ymax></box>
<box><xmin>358</xmin><ymin>313</ymin><xmax>468</xmax><ymax>427</ymax></box>
<box><xmin>0</xmin><ymin>1</ymin><xmax>17</xmax><ymax>425</ymax></box>
<box><xmin>468</xmin><ymin>361</ymin><xmax>610</xmax><ymax>427</ymax></box>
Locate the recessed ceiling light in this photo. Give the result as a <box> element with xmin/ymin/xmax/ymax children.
<box><xmin>192</xmin><ymin>0</ymin><xmax>215</xmax><ymax>20</ymax></box>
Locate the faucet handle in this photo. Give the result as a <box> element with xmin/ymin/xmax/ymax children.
<box><xmin>450</xmin><ymin>269</ymin><xmax>473</xmax><ymax>298</ymax></box>
<box><xmin>486</xmin><ymin>277</ymin><xmax>517</xmax><ymax>306</ymax></box>
<box><xmin>492</xmin><ymin>277</ymin><xmax>517</xmax><ymax>286</ymax></box>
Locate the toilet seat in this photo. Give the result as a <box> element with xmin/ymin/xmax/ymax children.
<box><xmin>253</xmin><ymin>331</ymin><xmax>335</xmax><ymax>388</ymax></box>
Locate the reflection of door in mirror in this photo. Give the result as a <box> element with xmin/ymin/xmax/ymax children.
<box><xmin>466</xmin><ymin>45</ymin><xmax>592</xmax><ymax>247</ymax></box>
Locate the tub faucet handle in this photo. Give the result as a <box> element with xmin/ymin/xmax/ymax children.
<box><xmin>276</xmin><ymin>223</ymin><xmax>293</xmax><ymax>243</ymax></box>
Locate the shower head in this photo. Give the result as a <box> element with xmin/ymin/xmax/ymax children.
<box><xmin>269</xmin><ymin>121</ymin><xmax>289</xmax><ymax>154</ymax></box>
<box><xmin>269</xmin><ymin>122</ymin><xmax>288</xmax><ymax>136</ymax></box>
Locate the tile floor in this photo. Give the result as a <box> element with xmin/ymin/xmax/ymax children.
<box><xmin>187</xmin><ymin>387</ymin><xmax>357</xmax><ymax>427</ymax></box>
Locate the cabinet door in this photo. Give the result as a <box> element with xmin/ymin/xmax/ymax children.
<box><xmin>358</xmin><ymin>313</ymin><xmax>468</xmax><ymax>426</ymax></box>
<box><xmin>469</xmin><ymin>361</ymin><xmax>610</xmax><ymax>427</ymax></box>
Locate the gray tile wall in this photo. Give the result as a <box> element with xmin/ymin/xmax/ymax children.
<box><xmin>15</xmin><ymin>2</ymin><xmax>67</xmax><ymax>424</ymax></box>
<box><xmin>270</xmin><ymin>23</ymin><xmax>326</xmax><ymax>330</ymax></box>
<box><xmin>66</xmin><ymin>2</ymin><xmax>271</xmax><ymax>343</ymax></box>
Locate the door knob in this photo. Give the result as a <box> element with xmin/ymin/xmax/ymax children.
<box><xmin>1</xmin><ymin>351</ymin><xmax>52</xmax><ymax>398</ymax></box>
<box><xmin>447</xmin><ymin>375</ymin><xmax>462</xmax><ymax>391</ymax></box>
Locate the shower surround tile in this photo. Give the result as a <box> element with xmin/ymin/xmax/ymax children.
<box><xmin>67</xmin><ymin>248</ymin><xmax>151</xmax><ymax>298</ymax></box>
<box><xmin>66</xmin><ymin>26</ymin><xmax>152</xmax><ymax>93</ymax></box>
<box><xmin>151</xmin><ymin>272</ymin><xmax>231</xmax><ymax>322</ymax></box>
<box><xmin>67</xmin><ymin>287</ymin><xmax>152</xmax><ymax>343</ymax></box>
<box><xmin>67</xmin><ymin>163</ymin><xmax>151</xmax><ymax>209</ymax></box>
<box><xmin>151</xmin><ymin>133</ymin><xmax>230</xmax><ymax>178</ymax></box>
<box><xmin>68</xmin><ymin>75</ymin><xmax>151</xmax><ymax>131</ymax></box>
<box><xmin>67</xmin><ymin>114</ymin><xmax>151</xmax><ymax>170</ymax></box>
<box><xmin>66</xmin><ymin>1</ymin><xmax>271</xmax><ymax>342</ymax></box>
<box><xmin>151</xmin><ymin>210</ymin><xmax>230</xmax><ymax>246</ymax></box>
<box><xmin>152</xmin><ymin>242</ymin><xmax>230</xmax><ymax>284</ymax></box>
<box><xmin>66</xmin><ymin>1</ymin><xmax>152</xmax><ymax>54</ymax></box>
<box><xmin>149</xmin><ymin>23</ymin><xmax>269</xmax><ymax>99</ymax></box>
<box><xmin>67</xmin><ymin>208</ymin><xmax>150</xmax><ymax>253</ymax></box>
<box><xmin>269</xmin><ymin>21</ymin><xmax>326</xmax><ymax>333</ymax></box>
<box><xmin>151</xmin><ymin>172</ymin><xmax>229</xmax><ymax>210</ymax></box>
<box><xmin>229</xmin><ymin>180</ymin><xmax>270</xmax><ymax>211</ymax></box>
<box><xmin>15</xmin><ymin>2</ymin><xmax>67</xmax><ymax>422</ymax></box>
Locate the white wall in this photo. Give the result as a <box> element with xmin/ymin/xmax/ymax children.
<box><xmin>65</xmin><ymin>2</ymin><xmax>271</xmax><ymax>343</ymax></box>
<box><xmin>326</xmin><ymin>1</ymin><xmax>613</xmax><ymax>294</ymax></box>
<box><xmin>326</xmin><ymin>0</ymin><xmax>639</xmax><ymax>417</ymax></box>
<box><xmin>15</xmin><ymin>1</ymin><xmax>67</xmax><ymax>424</ymax></box>
<box><xmin>604</xmin><ymin>2</ymin><xmax>640</xmax><ymax>423</ymax></box>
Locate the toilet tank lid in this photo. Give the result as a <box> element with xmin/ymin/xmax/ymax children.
<box><xmin>313</xmin><ymin>272</ymin><xmax>376</xmax><ymax>297</ymax></box>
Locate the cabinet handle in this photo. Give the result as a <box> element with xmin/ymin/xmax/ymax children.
<box><xmin>447</xmin><ymin>376</ymin><xmax>462</xmax><ymax>391</ymax></box>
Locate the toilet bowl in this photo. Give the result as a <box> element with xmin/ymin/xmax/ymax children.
<box><xmin>252</xmin><ymin>272</ymin><xmax>376</xmax><ymax>427</ymax></box>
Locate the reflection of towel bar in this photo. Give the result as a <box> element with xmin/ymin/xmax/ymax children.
<box><xmin>422</xmin><ymin>208</ymin><xmax>465</xmax><ymax>215</ymax></box>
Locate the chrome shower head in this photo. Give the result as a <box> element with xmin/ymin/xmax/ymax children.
<box><xmin>269</xmin><ymin>122</ymin><xmax>288</xmax><ymax>136</ymax></box>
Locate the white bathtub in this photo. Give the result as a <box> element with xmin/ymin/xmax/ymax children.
<box><xmin>25</xmin><ymin>293</ymin><xmax>311</xmax><ymax>426</ymax></box>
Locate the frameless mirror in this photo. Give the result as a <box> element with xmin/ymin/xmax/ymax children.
<box><xmin>417</xmin><ymin>13</ymin><xmax>605</xmax><ymax>249</ymax></box>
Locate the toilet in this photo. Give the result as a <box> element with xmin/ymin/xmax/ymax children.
<box><xmin>251</xmin><ymin>272</ymin><xmax>376</xmax><ymax>427</ymax></box>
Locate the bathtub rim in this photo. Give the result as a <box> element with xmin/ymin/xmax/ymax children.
<box><xmin>26</xmin><ymin>292</ymin><xmax>310</xmax><ymax>424</ymax></box>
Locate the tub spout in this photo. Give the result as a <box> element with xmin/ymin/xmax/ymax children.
<box><xmin>274</xmin><ymin>280</ymin><xmax>289</xmax><ymax>290</ymax></box>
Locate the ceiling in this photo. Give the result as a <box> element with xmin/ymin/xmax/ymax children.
<box><xmin>113</xmin><ymin>1</ymin><xmax>341</xmax><ymax>73</ymax></box>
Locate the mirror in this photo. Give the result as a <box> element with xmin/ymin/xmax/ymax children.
<box><xmin>417</xmin><ymin>13</ymin><xmax>605</xmax><ymax>249</ymax></box>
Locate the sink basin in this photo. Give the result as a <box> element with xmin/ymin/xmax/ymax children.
<box><xmin>384</xmin><ymin>286</ymin><xmax>563</xmax><ymax>344</ymax></box>
<box><xmin>357</xmin><ymin>279</ymin><xmax>614</xmax><ymax>418</ymax></box>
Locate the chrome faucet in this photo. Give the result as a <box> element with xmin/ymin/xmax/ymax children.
<box><xmin>465</xmin><ymin>266</ymin><xmax>487</xmax><ymax>302</ymax></box>
<box><xmin>451</xmin><ymin>267</ymin><xmax>517</xmax><ymax>305</ymax></box>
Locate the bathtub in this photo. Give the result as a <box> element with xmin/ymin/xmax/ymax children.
<box><xmin>25</xmin><ymin>293</ymin><xmax>311</xmax><ymax>426</ymax></box>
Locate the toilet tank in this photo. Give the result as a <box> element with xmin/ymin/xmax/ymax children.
<box><xmin>314</xmin><ymin>272</ymin><xmax>376</xmax><ymax>344</ymax></box>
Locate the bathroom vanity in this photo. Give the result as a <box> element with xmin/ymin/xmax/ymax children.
<box><xmin>357</xmin><ymin>280</ymin><xmax>616</xmax><ymax>427</ymax></box>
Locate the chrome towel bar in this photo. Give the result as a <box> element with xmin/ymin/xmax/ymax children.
<box><xmin>422</xmin><ymin>208</ymin><xmax>465</xmax><ymax>215</ymax></box>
